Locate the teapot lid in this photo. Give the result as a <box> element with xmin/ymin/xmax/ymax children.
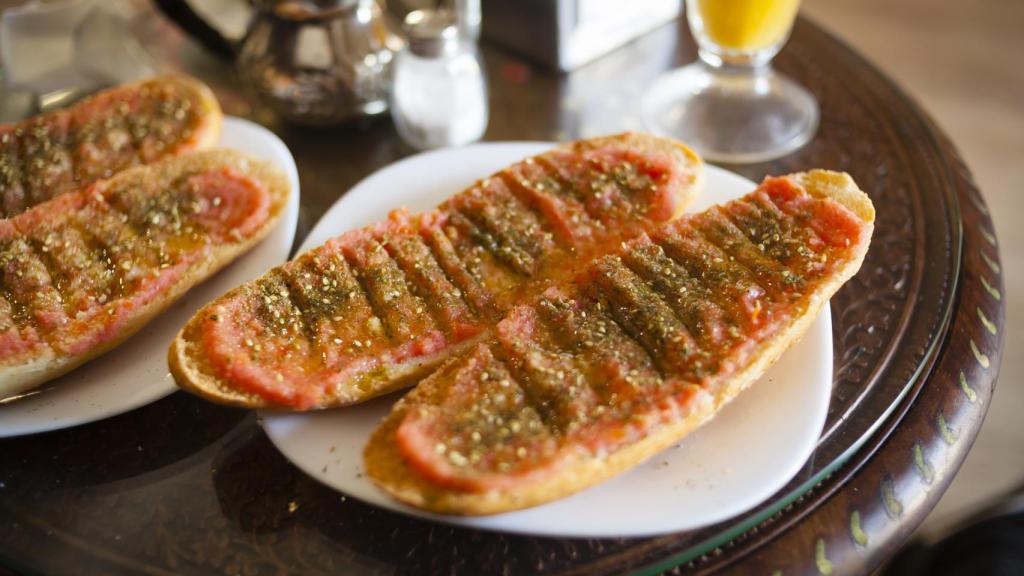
<box><xmin>402</xmin><ymin>9</ymin><xmax>460</xmax><ymax>58</ymax></box>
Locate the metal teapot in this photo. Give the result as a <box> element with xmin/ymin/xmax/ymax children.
<box><xmin>156</xmin><ymin>0</ymin><xmax>401</xmax><ymax>125</ymax></box>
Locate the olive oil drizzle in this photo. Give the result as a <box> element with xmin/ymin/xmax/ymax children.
<box><xmin>0</xmin><ymin>237</ymin><xmax>68</xmax><ymax>344</ymax></box>
<box><xmin>26</xmin><ymin>222</ymin><xmax>116</xmax><ymax>315</ymax></box>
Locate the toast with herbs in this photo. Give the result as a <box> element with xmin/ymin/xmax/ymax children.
<box><xmin>0</xmin><ymin>149</ymin><xmax>290</xmax><ymax>397</ymax></box>
<box><xmin>0</xmin><ymin>75</ymin><xmax>222</xmax><ymax>219</ymax></box>
<box><xmin>364</xmin><ymin>170</ymin><xmax>874</xmax><ymax>515</ymax></box>
<box><xmin>170</xmin><ymin>133</ymin><xmax>703</xmax><ymax>410</ymax></box>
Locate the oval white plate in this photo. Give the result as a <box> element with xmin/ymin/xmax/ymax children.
<box><xmin>0</xmin><ymin>116</ymin><xmax>300</xmax><ymax>437</ymax></box>
<box><xmin>262</xmin><ymin>143</ymin><xmax>830</xmax><ymax>537</ymax></box>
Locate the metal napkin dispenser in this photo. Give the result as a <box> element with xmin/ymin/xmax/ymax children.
<box><xmin>482</xmin><ymin>0</ymin><xmax>681</xmax><ymax>72</ymax></box>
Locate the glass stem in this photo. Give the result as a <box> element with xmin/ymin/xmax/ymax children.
<box><xmin>699</xmin><ymin>48</ymin><xmax>775</xmax><ymax>82</ymax></box>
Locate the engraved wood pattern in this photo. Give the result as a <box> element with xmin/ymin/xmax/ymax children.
<box><xmin>0</xmin><ymin>10</ymin><xmax>1003</xmax><ymax>576</ymax></box>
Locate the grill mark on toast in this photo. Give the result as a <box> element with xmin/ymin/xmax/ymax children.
<box><xmin>252</xmin><ymin>271</ymin><xmax>311</xmax><ymax>351</ymax></box>
<box><xmin>105</xmin><ymin>177</ymin><xmax>179</xmax><ymax>244</ymax></box>
<box><xmin>420</xmin><ymin>225</ymin><xmax>500</xmax><ymax>321</ymax></box>
<box><xmin>726</xmin><ymin>195</ymin><xmax>828</xmax><ymax>277</ymax></box>
<box><xmin>493</xmin><ymin>306</ymin><xmax>598</xmax><ymax>434</ymax></box>
<box><xmin>305</xmin><ymin>247</ymin><xmax>383</xmax><ymax>361</ymax></box>
<box><xmin>128</xmin><ymin>81</ymin><xmax>203</xmax><ymax>163</ymax></box>
<box><xmin>692</xmin><ymin>207</ymin><xmax>797</xmax><ymax>296</ymax></box>
<box><xmin>104</xmin><ymin>174</ymin><xmax>213</xmax><ymax>265</ymax></box>
<box><xmin>341</xmin><ymin>236</ymin><xmax>437</xmax><ymax>341</ymax></box>
<box><xmin>534</xmin><ymin>155</ymin><xmax>611</xmax><ymax>227</ymax></box>
<box><xmin>537</xmin><ymin>151</ymin><xmax>661</xmax><ymax>228</ymax></box>
<box><xmin>280</xmin><ymin>249</ymin><xmax>385</xmax><ymax>369</ymax></box>
<box><xmin>620</xmin><ymin>237</ymin><xmax>731</xmax><ymax>347</ymax></box>
<box><xmin>587</xmin><ymin>255</ymin><xmax>703</xmax><ymax>378</ymax></box>
<box><xmin>440</xmin><ymin>217</ymin><xmax>523</xmax><ymax>308</ymax></box>
<box><xmin>382</xmin><ymin>230</ymin><xmax>481</xmax><ymax>338</ymax></box>
<box><xmin>466</xmin><ymin>346</ymin><xmax>556</xmax><ymax>474</ymax></box>
<box><xmin>280</xmin><ymin>256</ymin><xmax>335</xmax><ymax>368</ymax></box>
<box><xmin>653</xmin><ymin>224</ymin><xmax>768</xmax><ymax>327</ymax></box>
<box><xmin>395</xmin><ymin>344</ymin><xmax>558</xmax><ymax>482</ymax></box>
<box><xmin>498</xmin><ymin>169</ymin><xmax>596</xmax><ymax>246</ymax></box>
<box><xmin>535</xmin><ymin>291</ymin><xmax>662</xmax><ymax>405</ymax></box>
<box><xmin>453</xmin><ymin>177</ymin><xmax>558</xmax><ymax>263</ymax></box>
<box><xmin>448</xmin><ymin>209</ymin><xmax>534</xmax><ymax>277</ymax></box>
<box><xmin>65</xmin><ymin>220</ymin><xmax>127</xmax><ymax>302</ymax></box>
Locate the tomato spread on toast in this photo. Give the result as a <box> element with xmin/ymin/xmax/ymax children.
<box><xmin>365</xmin><ymin>171</ymin><xmax>874</xmax><ymax>514</ymax></box>
<box><xmin>0</xmin><ymin>75</ymin><xmax>221</xmax><ymax>219</ymax></box>
<box><xmin>1</xmin><ymin>150</ymin><xmax>288</xmax><ymax>396</ymax></box>
<box><xmin>175</xmin><ymin>134</ymin><xmax>702</xmax><ymax>409</ymax></box>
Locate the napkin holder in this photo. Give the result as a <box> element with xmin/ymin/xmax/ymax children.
<box><xmin>482</xmin><ymin>0</ymin><xmax>681</xmax><ymax>72</ymax></box>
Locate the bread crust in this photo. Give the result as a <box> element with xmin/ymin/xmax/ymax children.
<box><xmin>175</xmin><ymin>74</ymin><xmax>223</xmax><ymax>153</ymax></box>
<box><xmin>363</xmin><ymin>169</ymin><xmax>875</xmax><ymax>515</ymax></box>
<box><xmin>168</xmin><ymin>133</ymin><xmax>704</xmax><ymax>410</ymax></box>
<box><xmin>0</xmin><ymin>149</ymin><xmax>291</xmax><ymax>397</ymax></box>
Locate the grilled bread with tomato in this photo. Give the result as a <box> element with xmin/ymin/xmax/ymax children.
<box><xmin>170</xmin><ymin>133</ymin><xmax>704</xmax><ymax>410</ymax></box>
<box><xmin>364</xmin><ymin>170</ymin><xmax>874</xmax><ymax>515</ymax></box>
<box><xmin>0</xmin><ymin>149</ymin><xmax>290</xmax><ymax>397</ymax></box>
<box><xmin>0</xmin><ymin>75</ymin><xmax>221</xmax><ymax>219</ymax></box>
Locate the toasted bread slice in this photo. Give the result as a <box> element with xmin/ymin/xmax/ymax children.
<box><xmin>170</xmin><ymin>133</ymin><xmax>703</xmax><ymax>410</ymax></box>
<box><xmin>364</xmin><ymin>170</ymin><xmax>874</xmax><ymax>515</ymax></box>
<box><xmin>0</xmin><ymin>149</ymin><xmax>290</xmax><ymax>397</ymax></box>
<box><xmin>0</xmin><ymin>75</ymin><xmax>222</xmax><ymax>219</ymax></box>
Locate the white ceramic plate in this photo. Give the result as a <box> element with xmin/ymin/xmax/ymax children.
<box><xmin>0</xmin><ymin>116</ymin><xmax>300</xmax><ymax>437</ymax></box>
<box><xmin>262</xmin><ymin>143</ymin><xmax>830</xmax><ymax>537</ymax></box>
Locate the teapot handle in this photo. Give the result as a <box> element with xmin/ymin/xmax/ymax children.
<box><xmin>153</xmin><ymin>0</ymin><xmax>241</xmax><ymax>60</ymax></box>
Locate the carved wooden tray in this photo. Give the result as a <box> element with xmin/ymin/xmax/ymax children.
<box><xmin>0</xmin><ymin>11</ymin><xmax>1003</xmax><ymax>576</ymax></box>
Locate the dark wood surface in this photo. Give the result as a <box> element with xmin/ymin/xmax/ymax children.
<box><xmin>0</xmin><ymin>6</ymin><xmax>1004</xmax><ymax>576</ymax></box>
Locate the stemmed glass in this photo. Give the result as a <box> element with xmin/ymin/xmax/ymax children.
<box><xmin>642</xmin><ymin>0</ymin><xmax>818</xmax><ymax>163</ymax></box>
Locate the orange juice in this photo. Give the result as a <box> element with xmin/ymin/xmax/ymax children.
<box><xmin>695</xmin><ymin>0</ymin><xmax>801</xmax><ymax>52</ymax></box>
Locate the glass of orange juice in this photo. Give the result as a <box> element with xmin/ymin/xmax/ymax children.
<box><xmin>642</xmin><ymin>0</ymin><xmax>818</xmax><ymax>163</ymax></box>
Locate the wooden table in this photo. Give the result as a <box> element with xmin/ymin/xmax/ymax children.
<box><xmin>0</xmin><ymin>6</ymin><xmax>1005</xmax><ymax>576</ymax></box>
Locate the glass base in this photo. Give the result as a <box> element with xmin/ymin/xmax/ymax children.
<box><xmin>642</xmin><ymin>63</ymin><xmax>819</xmax><ymax>164</ymax></box>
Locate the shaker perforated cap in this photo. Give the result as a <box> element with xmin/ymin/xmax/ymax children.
<box><xmin>402</xmin><ymin>9</ymin><xmax>460</xmax><ymax>58</ymax></box>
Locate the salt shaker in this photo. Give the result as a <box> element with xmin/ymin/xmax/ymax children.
<box><xmin>390</xmin><ymin>9</ymin><xmax>488</xmax><ymax>150</ymax></box>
